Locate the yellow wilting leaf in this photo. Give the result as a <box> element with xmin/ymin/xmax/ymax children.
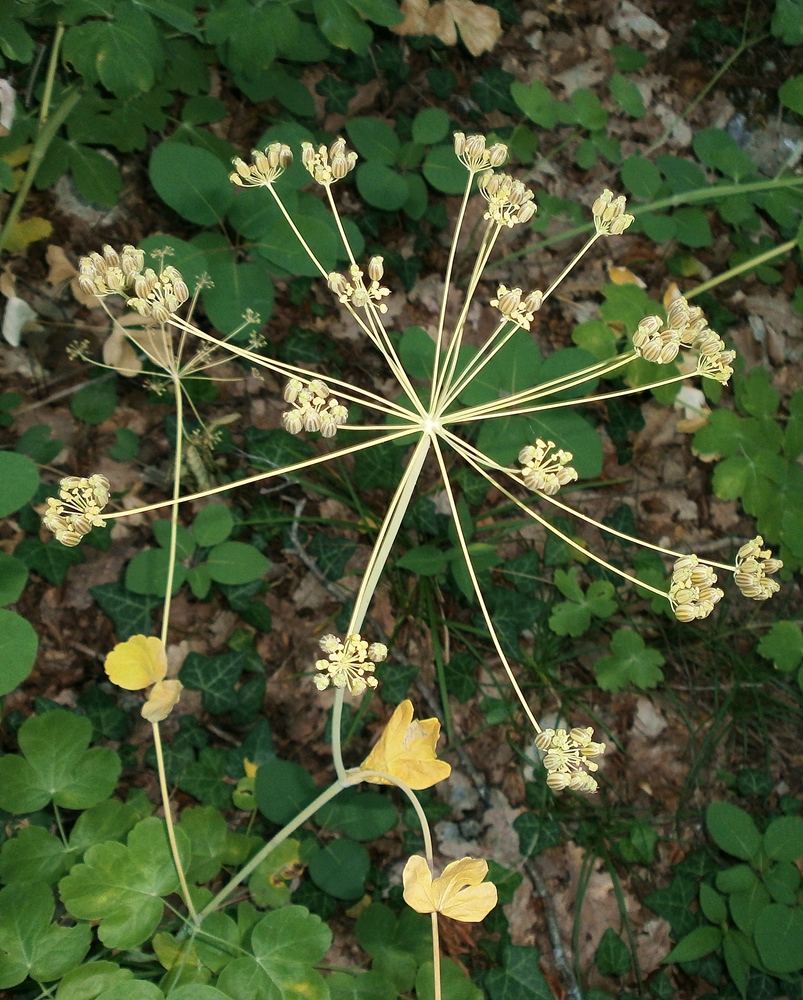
<box><xmin>5</xmin><ymin>217</ymin><xmax>53</xmax><ymax>253</ymax></box>
<box><xmin>105</xmin><ymin>634</ymin><xmax>168</xmax><ymax>691</ymax></box>
<box><xmin>394</xmin><ymin>0</ymin><xmax>502</xmax><ymax>57</ymax></box>
<box><xmin>607</xmin><ymin>264</ymin><xmax>646</xmax><ymax>288</ymax></box>
<box><xmin>360</xmin><ymin>699</ymin><xmax>452</xmax><ymax>790</ymax></box>
<box><xmin>402</xmin><ymin>856</ymin><xmax>497</xmax><ymax>921</ymax></box>
<box><xmin>141</xmin><ymin>678</ymin><xmax>183</xmax><ymax>723</ymax></box>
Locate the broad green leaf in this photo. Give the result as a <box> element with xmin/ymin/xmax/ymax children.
<box><xmin>730</xmin><ymin>881</ymin><xmax>771</xmax><ymax>935</ymax></box>
<box><xmin>610</xmin><ymin>74</ymin><xmax>646</xmax><ymax>119</ymax></box>
<box><xmin>663</xmin><ymin>926</ymin><xmax>723</xmax><ymax>963</ymax></box>
<box><xmin>355</xmin><ymin>904</ymin><xmax>431</xmax><ymax>993</ymax></box>
<box><xmin>416</xmin><ymin>958</ymin><xmax>484</xmax><ymax>1000</ymax></box>
<box><xmin>699</xmin><ymin>884</ymin><xmax>727</xmax><ymax>925</ymax></box>
<box><xmin>485</xmin><ymin>945</ymin><xmax>554</xmax><ymax>1000</ymax></box>
<box><xmin>308</xmin><ymin>838</ymin><xmax>369</xmax><ymax>899</ymax></box>
<box><xmin>397</xmin><ymin>544</ymin><xmax>449</xmax><ymax>576</ymax></box>
<box><xmin>594</xmin><ymin>629</ymin><xmax>665</xmax><ymax>692</ymax></box>
<box><xmin>180</xmin><ymin>650</ymin><xmax>252</xmax><ymax>715</ymax></box>
<box><xmin>0</xmin><ymin>881</ymin><xmax>92</xmax><ymax>989</ymax></box>
<box><xmin>256</xmin><ymin>759</ymin><xmax>318</xmax><ymax>824</ymax></box>
<box><xmin>412</xmin><ymin>108</ymin><xmax>450</xmax><ymax>145</ymax></box>
<box><xmin>621</xmin><ymin>154</ymin><xmax>661</xmax><ymax>198</ymax></box>
<box><xmin>780</xmin><ymin>74</ymin><xmax>803</xmax><ymax>114</ymax></box>
<box><xmin>150</xmin><ymin>142</ymin><xmax>233</xmax><ymax>225</ymax></box>
<box><xmin>60</xmin><ymin>817</ymin><xmax>190</xmax><ymax>949</ymax></box>
<box><xmin>0</xmin><ymin>826</ymin><xmax>72</xmax><ymax>886</ymax></box>
<box><xmin>328</xmin><ymin>969</ymin><xmax>396</xmax><ymax>1000</ymax></box>
<box><xmin>753</xmin><ymin>904</ymin><xmax>803</xmax><ymax>973</ymax></box>
<box><xmin>71</xmin><ymin>379</ymin><xmax>118</xmax><ymax>425</ymax></box>
<box><xmin>0</xmin><ymin>710</ymin><xmax>120</xmax><ymax>814</ymax></box>
<box><xmin>0</xmin><ymin>451</ymin><xmax>39</xmax><ymax>516</ymax></box>
<box><xmin>201</xmin><ymin>257</ymin><xmax>274</xmax><ymax>335</ymax></box>
<box><xmin>68</xmin><ymin>142</ymin><xmax>123</xmax><ymax>207</ymax></box>
<box><xmin>152</xmin><ymin>520</ymin><xmax>196</xmax><ymax>560</ymax></box>
<box><xmin>205</xmin><ymin>541</ymin><xmax>270</xmax><ymax>585</ymax></box>
<box><xmin>315</xmin><ymin>787</ymin><xmax>398</xmax><ymax>841</ymax></box>
<box><xmin>55</xmin><ymin>961</ymin><xmax>135</xmax><ymax>999</ymax></box>
<box><xmin>548</xmin><ymin>600</ymin><xmax>590</xmax><ymax>637</ymax></box>
<box><xmin>313</xmin><ymin>0</ymin><xmax>373</xmax><ymax>54</ymax></box>
<box><xmin>125</xmin><ymin>547</ymin><xmax>187</xmax><ymax>596</ymax></box>
<box><xmin>179</xmin><ymin>806</ymin><xmax>230</xmax><ymax>883</ymax></box>
<box><xmin>356</xmin><ymin>161</ymin><xmax>408</xmax><ymax>211</ymax></box>
<box><xmin>0</xmin><ymin>608</ymin><xmax>37</xmax><ymax>696</ymax></box>
<box><xmin>511</xmin><ymin>80</ymin><xmax>565</xmax><ymax>129</ymax></box>
<box><xmin>249</xmin><ymin>840</ymin><xmax>301</xmax><ymax>909</ymax></box>
<box><xmin>757</xmin><ymin>620</ymin><xmax>803</xmax><ymax>673</ymax></box>
<box><xmin>422</xmin><ymin>145</ymin><xmax>468</xmax><ymax>195</ymax></box>
<box><xmin>763</xmin><ymin>816</ymin><xmax>803</xmax><ymax>862</ymax></box>
<box><xmin>193</xmin><ymin>505</ymin><xmax>234</xmax><ymax>547</ymax></box>
<box><xmin>91</xmin><ymin>581</ymin><xmax>158</xmax><ymax>640</ymax></box>
<box><xmin>594</xmin><ymin>927</ymin><xmax>631</xmax><ymax>977</ymax></box>
<box><xmin>706</xmin><ymin>802</ymin><xmax>761</xmax><ymax>860</ymax></box>
<box><xmin>345</xmin><ymin>117</ymin><xmax>400</xmax><ymax>165</ymax></box>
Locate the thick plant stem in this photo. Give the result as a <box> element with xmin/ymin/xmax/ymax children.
<box><xmin>0</xmin><ymin>24</ymin><xmax>82</xmax><ymax>256</ymax></box>
<box><xmin>152</xmin><ymin>721</ymin><xmax>198</xmax><ymax>924</ymax></box>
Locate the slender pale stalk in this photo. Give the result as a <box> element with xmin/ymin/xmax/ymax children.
<box><xmin>431</xmin><ymin>436</ymin><xmax>543</xmax><ymax>734</ymax></box>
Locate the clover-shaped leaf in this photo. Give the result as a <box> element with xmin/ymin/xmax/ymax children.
<box><xmin>59</xmin><ymin>816</ymin><xmax>190</xmax><ymax>949</ymax></box>
<box><xmin>594</xmin><ymin>629</ymin><xmax>665</xmax><ymax>691</ymax></box>
<box><xmin>757</xmin><ymin>620</ymin><xmax>803</xmax><ymax>673</ymax></box>
<box><xmin>0</xmin><ymin>881</ymin><xmax>92</xmax><ymax>988</ymax></box>
<box><xmin>549</xmin><ymin>568</ymin><xmax>618</xmax><ymax>637</ymax></box>
<box><xmin>0</xmin><ymin>710</ymin><xmax>121</xmax><ymax>814</ymax></box>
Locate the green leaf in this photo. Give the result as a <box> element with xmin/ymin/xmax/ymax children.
<box><xmin>201</xmin><ymin>256</ymin><xmax>274</xmax><ymax>335</ymax></box>
<box><xmin>663</xmin><ymin>926</ymin><xmax>723</xmax><ymax>964</ymax></box>
<box><xmin>757</xmin><ymin>620</ymin><xmax>803</xmax><ymax>673</ymax></box>
<box><xmin>773</xmin><ymin>0</ymin><xmax>803</xmax><ymax>43</ymax></box>
<box><xmin>315</xmin><ymin>787</ymin><xmax>398</xmax><ymax>841</ymax></box>
<box><xmin>763</xmin><ymin>816</ymin><xmax>803</xmax><ymax>862</ymax></box>
<box><xmin>609</xmin><ymin>74</ymin><xmax>646</xmax><ymax>118</ymax></box>
<box><xmin>313</xmin><ymin>0</ymin><xmax>372</xmax><ymax>53</ymax></box>
<box><xmin>0</xmin><ymin>881</ymin><xmax>92</xmax><ymax>989</ymax></box>
<box><xmin>594</xmin><ymin>629</ymin><xmax>665</xmax><ymax>692</ymax></box>
<box><xmin>355</xmin><ymin>904</ymin><xmax>431</xmax><ymax>993</ymax></box>
<box><xmin>180</xmin><ymin>650</ymin><xmax>252</xmax><ymax>715</ymax></box>
<box><xmin>60</xmin><ymin>817</ymin><xmax>190</xmax><ymax>949</ymax></box>
<box><xmin>345</xmin><ymin>117</ymin><xmax>400</xmax><ymax>165</ymax></box>
<box><xmin>0</xmin><ymin>608</ymin><xmax>37</xmax><ymax>696</ymax></box>
<box><xmin>150</xmin><ymin>142</ymin><xmax>233</xmax><ymax>225</ymax></box>
<box><xmin>0</xmin><ymin>451</ymin><xmax>39</xmax><ymax>516</ymax></box>
<box><xmin>753</xmin><ymin>904</ymin><xmax>803</xmax><ymax>973</ymax></box>
<box><xmin>0</xmin><ymin>825</ymin><xmax>72</xmax><ymax>886</ymax></box>
<box><xmin>256</xmin><ymin>759</ymin><xmax>318</xmax><ymax>825</ymax></box>
<box><xmin>485</xmin><ymin>945</ymin><xmax>554</xmax><ymax>1000</ymax></box>
<box><xmin>249</xmin><ymin>839</ymin><xmax>302</xmax><ymax>909</ymax></box>
<box><xmin>68</xmin><ymin>142</ymin><xmax>123</xmax><ymax>208</ymax></box>
<box><xmin>397</xmin><ymin>544</ymin><xmax>449</xmax><ymax>576</ymax></box>
<box><xmin>0</xmin><ymin>710</ymin><xmax>120</xmax><ymax>814</ymax></box>
<box><xmin>125</xmin><ymin>547</ymin><xmax>187</xmax><ymax>596</ymax></box>
<box><xmin>205</xmin><ymin>541</ymin><xmax>270</xmax><ymax>585</ymax></box>
<box><xmin>730</xmin><ymin>881</ymin><xmax>771</xmax><ymax>935</ymax></box>
<box><xmin>15</xmin><ymin>536</ymin><xmax>85</xmax><ymax>585</ymax></box>
<box><xmin>193</xmin><ymin>505</ymin><xmax>234</xmax><ymax>547</ymax></box>
<box><xmin>779</xmin><ymin>74</ymin><xmax>803</xmax><ymax>115</ymax></box>
<box><xmin>329</xmin><ymin>969</ymin><xmax>397</xmax><ymax>1000</ymax></box>
<box><xmin>422</xmin><ymin>145</ymin><xmax>468</xmax><ymax>195</ymax></box>
<box><xmin>412</xmin><ymin>108</ymin><xmax>450</xmax><ymax>145</ymax></box>
<box><xmin>308</xmin><ymin>838</ymin><xmax>369</xmax><ymax>899</ymax></box>
<box><xmin>672</xmin><ymin>206</ymin><xmax>713</xmax><ymax>249</ymax></box>
<box><xmin>179</xmin><ymin>806</ymin><xmax>230</xmax><ymax>883</ymax></box>
<box><xmin>570</xmin><ymin>88</ymin><xmax>608</xmax><ymax>130</ymax></box>
<box><xmin>54</xmin><ymin>960</ymin><xmax>135</xmax><ymax>999</ymax></box>
<box><xmin>621</xmin><ymin>154</ymin><xmax>661</xmax><ymax>198</ymax></box>
<box><xmin>356</xmin><ymin>161</ymin><xmax>408</xmax><ymax>211</ymax></box>
<box><xmin>595</xmin><ymin>927</ymin><xmax>631</xmax><ymax>976</ymax></box>
<box><xmin>91</xmin><ymin>581</ymin><xmax>158</xmax><ymax>640</ymax></box>
<box><xmin>706</xmin><ymin>802</ymin><xmax>761</xmax><ymax>860</ymax></box>
<box><xmin>699</xmin><ymin>883</ymin><xmax>727</xmax><ymax>925</ymax></box>
<box><xmin>307</xmin><ymin>534</ymin><xmax>356</xmax><ymax>582</ymax></box>
<box><xmin>218</xmin><ymin>906</ymin><xmax>331</xmax><ymax>1000</ymax></box>
<box><xmin>511</xmin><ymin>80</ymin><xmax>566</xmax><ymax>129</ymax></box>
<box><xmin>71</xmin><ymin>379</ymin><xmax>117</xmax><ymax>425</ymax></box>
<box><xmin>416</xmin><ymin>958</ymin><xmax>483</xmax><ymax>1000</ymax></box>
<box><xmin>179</xmin><ymin>747</ymin><xmax>231</xmax><ymax>809</ymax></box>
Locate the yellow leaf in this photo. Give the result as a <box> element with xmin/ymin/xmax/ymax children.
<box><xmin>105</xmin><ymin>634</ymin><xmax>168</xmax><ymax>691</ymax></box>
<box><xmin>393</xmin><ymin>0</ymin><xmax>502</xmax><ymax>56</ymax></box>
<box><xmin>141</xmin><ymin>678</ymin><xmax>183</xmax><ymax>723</ymax></box>
<box><xmin>402</xmin><ymin>855</ymin><xmax>497</xmax><ymax>921</ymax></box>
<box><xmin>243</xmin><ymin>758</ymin><xmax>258</xmax><ymax>778</ymax></box>
<box><xmin>360</xmin><ymin>699</ymin><xmax>451</xmax><ymax>790</ymax></box>
<box><xmin>5</xmin><ymin>217</ymin><xmax>53</xmax><ymax>253</ymax></box>
<box><xmin>607</xmin><ymin>264</ymin><xmax>646</xmax><ymax>288</ymax></box>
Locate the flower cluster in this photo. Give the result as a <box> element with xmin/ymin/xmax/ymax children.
<box><xmin>314</xmin><ymin>633</ymin><xmax>388</xmax><ymax>695</ymax></box>
<box><xmin>519</xmin><ymin>439</ymin><xmax>578</xmax><ymax>495</ymax></box>
<box><xmin>282</xmin><ymin>378</ymin><xmax>348</xmax><ymax>438</ymax></box>
<box><xmin>452</xmin><ymin>131</ymin><xmax>507</xmax><ymax>171</ymax></box>
<box><xmin>230</xmin><ymin>142</ymin><xmax>292</xmax><ymax>187</ymax></box>
<box><xmin>592</xmin><ymin>189</ymin><xmax>635</xmax><ymax>236</ymax></box>
<box><xmin>490</xmin><ymin>285</ymin><xmax>543</xmax><ymax>330</ymax></box>
<box><xmin>478</xmin><ymin>172</ymin><xmax>536</xmax><ymax>227</ymax></box>
<box><xmin>43</xmin><ymin>474</ymin><xmax>110</xmax><ymax>546</ymax></box>
<box><xmin>535</xmin><ymin>727</ymin><xmax>606</xmax><ymax>793</ymax></box>
<box><xmin>734</xmin><ymin>536</ymin><xmax>783</xmax><ymax>600</ymax></box>
<box><xmin>301</xmin><ymin>137</ymin><xmax>357</xmax><ymax>185</ymax></box>
<box><xmin>328</xmin><ymin>260</ymin><xmax>391</xmax><ymax>313</ymax></box>
<box><xmin>669</xmin><ymin>554</ymin><xmax>724</xmax><ymax>621</ymax></box>
<box><xmin>77</xmin><ymin>244</ymin><xmax>145</xmax><ymax>298</ymax></box>
<box><xmin>128</xmin><ymin>266</ymin><xmax>190</xmax><ymax>325</ymax></box>
<box><xmin>632</xmin><ymin>295</ymin><xmax>736</xmax><ymax>383</ymax></box>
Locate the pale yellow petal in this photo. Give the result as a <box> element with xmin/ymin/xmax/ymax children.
<box><xmin>105</xmin><ymin>635</ymin><xmax>167</xmax><ymax>691</ymax></box>
<box><xmin>402</xmin><ymin>855</ymin><xmax>439</xmax><ymax>914</ymax></box>
<box><xmin>141</xmin><ymin>679</ymin><xmax>183</xmax><ymax>723</ymax></box>
<box><xmin>361</xmin><ymin>700</ymin><xmax>451</xmax><ymax>790</ymax></box>
<box><xmin>432</xmin><ymin>858</ymin><xmax>497</xmax><ymax>922</ymax></box>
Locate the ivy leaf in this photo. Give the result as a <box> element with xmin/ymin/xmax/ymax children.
<box><xmin>60</xmin><ymin>817</ymin><xmax>190</xmax><ymax>949</ymax></box>
<box><xmin>594</xmin><ymin>629</ymin><xmax>665</xmax><ymax>691</ymax></box>
<box><xmin>0</xmin><ymin>710</ymin><xmax>121</xmax><ymax>814</ymax></box>
<box><xmin>0</xmin><ymin>881</ymin><xmax>92</xmax><ymax>989</ymax></box>
<box><xmin>91</xmin><ymin>581</ymin><xmax>159</xmax><ymax>640</ymax></box>
<box><xmin>14</xmin><ymin>536</ymin><xmax>84</xmax><ymax>586</ymax></box>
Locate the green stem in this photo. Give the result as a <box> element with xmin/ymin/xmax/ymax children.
<box><xmin>425</xmin><ymin>586</ymin><xmax>453</xmax><ymax>745</ymax></box>
<box><xmin>152</xmin><ymin>721</ymin><xmax>198</xmax><ymax>924</ymax></box>
<box><xmin>491</xmin><ymin>175</ymin><xmax>803</xmax><ymax>270</ymax></box>
<box><xmin>689</xmin><ymin>237</ymin><xmax>797</xmax><ymax>297</ymax></box>
<box><xmin>0</xmin><ymin>25</ymin><xmax>82</xmax><ymax>256</ymax></box>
